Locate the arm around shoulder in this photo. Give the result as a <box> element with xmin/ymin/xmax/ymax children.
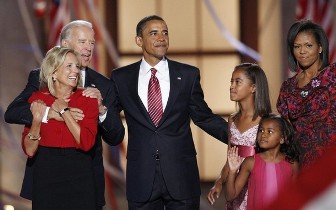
<box><xmin>188</xmin><ymin>68</ymin><xmax>229</xmax><ymax>144</ymax></box>
<box><xmin>4</xmin><ymin>69</ymin><xmax>40</xmax><ymax>125</ymax></box>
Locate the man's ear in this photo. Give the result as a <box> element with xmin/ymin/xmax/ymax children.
<box><xmin>62</xmin><ymin>39</ymin><xmax>69</xmax><ymax>47</ymax></box>
<box><xmin>135</xmin><ymin>36</ymin><xmax>142</xmax><ymax>47</ymax></box>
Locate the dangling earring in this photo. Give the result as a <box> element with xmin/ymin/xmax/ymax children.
<box><xmin>52</xmin><ymin>77</ymin><xmax>56</xmax><ymax>82</ymax></box>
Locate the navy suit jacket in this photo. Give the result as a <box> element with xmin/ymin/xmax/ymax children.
<box><xmin>4</xmin><ymin>68</ymin><xmax>125</xmax><ymax>206</ymax></box>
<box><xmin>111</xmin><ymin>59</ymin><xmax>228</xmax><ymax>202</ymax></box>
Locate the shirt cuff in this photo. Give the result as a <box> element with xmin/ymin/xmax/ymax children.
<box><xmin>42</xmin><ymin>107</ymin><xmax>50</xmax><ymax>123</ymax></box>
<box><xmin>99</xmin><ymin>110</ymin><xmax>107</xmax><ymax>123</ymax></box>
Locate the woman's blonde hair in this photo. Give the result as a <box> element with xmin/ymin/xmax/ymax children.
<box><xmin>39</xmin><ymin>46</ymin><xmax>82</xmax><ymax>96</ymax></box>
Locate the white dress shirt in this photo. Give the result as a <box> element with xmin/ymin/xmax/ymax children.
<box><xmin>80</xmin><ymin>69</ymin><xmax>86</xmax><ymax>87</ymax></box>
<box><xmin>138</xmin><ymin>57</ymin><xmax>170</xmax><ymax>111</ymax></box>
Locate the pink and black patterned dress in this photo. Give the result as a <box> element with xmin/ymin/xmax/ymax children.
<box><xmin>277</xmin><ymin>63</ymin><xmax>336</xmax><ymax>169</ymax></box>
<box><xmin>226</xmin><ymin>122</ymin><xmax>257</xmax><ymax>210</ymax></box>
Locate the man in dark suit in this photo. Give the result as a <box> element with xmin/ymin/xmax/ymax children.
<box><xmin>4</xmin><ymin>20</ymin><xmax>124</xmax><ymax>210</ymax></box>
<box><xmin>110</xmin><ymin>15</ymin><xmax>228</xmax><ymax>210</ymax></box>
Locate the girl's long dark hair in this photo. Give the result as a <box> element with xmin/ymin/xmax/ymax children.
<box><xmin>232</xmin><ymin>63</ymin><xmax>272</xmax><ymax>122</ymax></box>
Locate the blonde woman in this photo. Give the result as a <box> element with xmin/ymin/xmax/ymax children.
<box><xmin>22</xmin><ymin>46</ymin><xmax>98</xmax><ymax>210</ymax></box>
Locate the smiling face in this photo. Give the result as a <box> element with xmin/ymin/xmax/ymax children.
<box><xmin>293</xmin><ymin>31</ymin><xmax>322</xmax><ymax>70</ymax></box>
<box><xmin>135</xmin><ymin>19</ymin><xmax>169</xmax><ymax>66</ymax></box>
<box><xmin>257</xmin><ymin>119</ymin><xmax>284</xmax><ymax>149</ymax></box>
<box><xmin>53</xmin><ymin>52</ymin><xmax>81</xmax><ymax>88</ymax></box>
<box><xmin>229</xmin><ymin>68</ymin><xmax>256</xmax><ymax>102</ymax></box>
<box><xmin>62</xmin><ymin>26</ymin><xmax>95</xmax><ymax>68</ymax></box>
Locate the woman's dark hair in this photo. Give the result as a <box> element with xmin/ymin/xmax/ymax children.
<box><xmin>136</xmin><ymin>15</ymin><xmax>165</xmax><ymax>37</ymax></box>
<box><xmin>232</xmin><ymin>63</ymin><xmax>272</xmax><ymax>121</ymax></box>
<box><xmin>287</xmin><ymin>19</ymin><xmax>330</xmax><ymax>72</ymax></box>
<box><xmin>255</xmin><ymin>113</ymin><xmax>299</xmax><ymax>163</ymax></box>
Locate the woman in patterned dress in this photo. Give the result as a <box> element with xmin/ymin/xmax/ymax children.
<box><xmin>277</xmin><ymin>20</ymin><xmax>336</xmax><ymax>169</ymax></box>
<box><xmin>207</xmin><ymin>63</ymin><xmax>271</xmax><ymax>209</ymax></box>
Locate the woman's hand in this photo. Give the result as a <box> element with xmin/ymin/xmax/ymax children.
<box><xmin>30</xmin><ymin>100</ymin><xmax>47</xmax><ymax>123</ymax></box>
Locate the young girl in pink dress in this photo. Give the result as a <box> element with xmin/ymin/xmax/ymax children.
<box><xmin>225</xmin><ymin>114</ymin><xmax>299</xmax><ymax>210</ymax></box>
<box><xmin>207</xmin><ymin>63</ymin><xmax>271</xmax><ymax>210</ymax></box>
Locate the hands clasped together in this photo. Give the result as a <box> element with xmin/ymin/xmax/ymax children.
<box><xmin>30</xmin><ymin>87</ymin><xmax>104</xmax><ymax>122</ymax></box>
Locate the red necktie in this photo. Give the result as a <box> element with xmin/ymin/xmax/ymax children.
<box><xmin>148</xmin><ymin>68</ymin><xmax>163</xmax><ymax>127</ymax></box>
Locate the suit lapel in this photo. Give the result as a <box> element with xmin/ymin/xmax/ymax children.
<box><xmin>127</xmin><ymin>62</ymin><xmax>154</xmax><ymax>125</ymax></box>
<box><xmin>84</xmin><ymin>67</ymin><xmax>94</xmax><ymax>88</ymax></box>
<box><xmin>159</xmin><ymin>60</ymin><xmax>182</xmax><ymax>125</ymax></box>
<box><xmin>129</xmin><ymin>66</ymin><xmax>146</xmax><ymax>111</ymax></box>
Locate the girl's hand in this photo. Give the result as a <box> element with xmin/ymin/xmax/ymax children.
<box><xmin>207</xmin><ymin>179</ymin><xmax>223</xmax><ymax>205</ymax></box>
<box><xmin>227</xmin><ymin>146</ymin><xmax>243</xmax><ymax>171</ymax></box>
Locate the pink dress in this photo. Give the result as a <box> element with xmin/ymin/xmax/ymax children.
<box><xmin>247</xmin><ymin>154</ymin><xmax>293</xmax><ymax>210</ymax></box>
<box><xmin>226</xmin><ymin>122</ymin><xmax>258</xmax><ymax>210</ymax></box>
